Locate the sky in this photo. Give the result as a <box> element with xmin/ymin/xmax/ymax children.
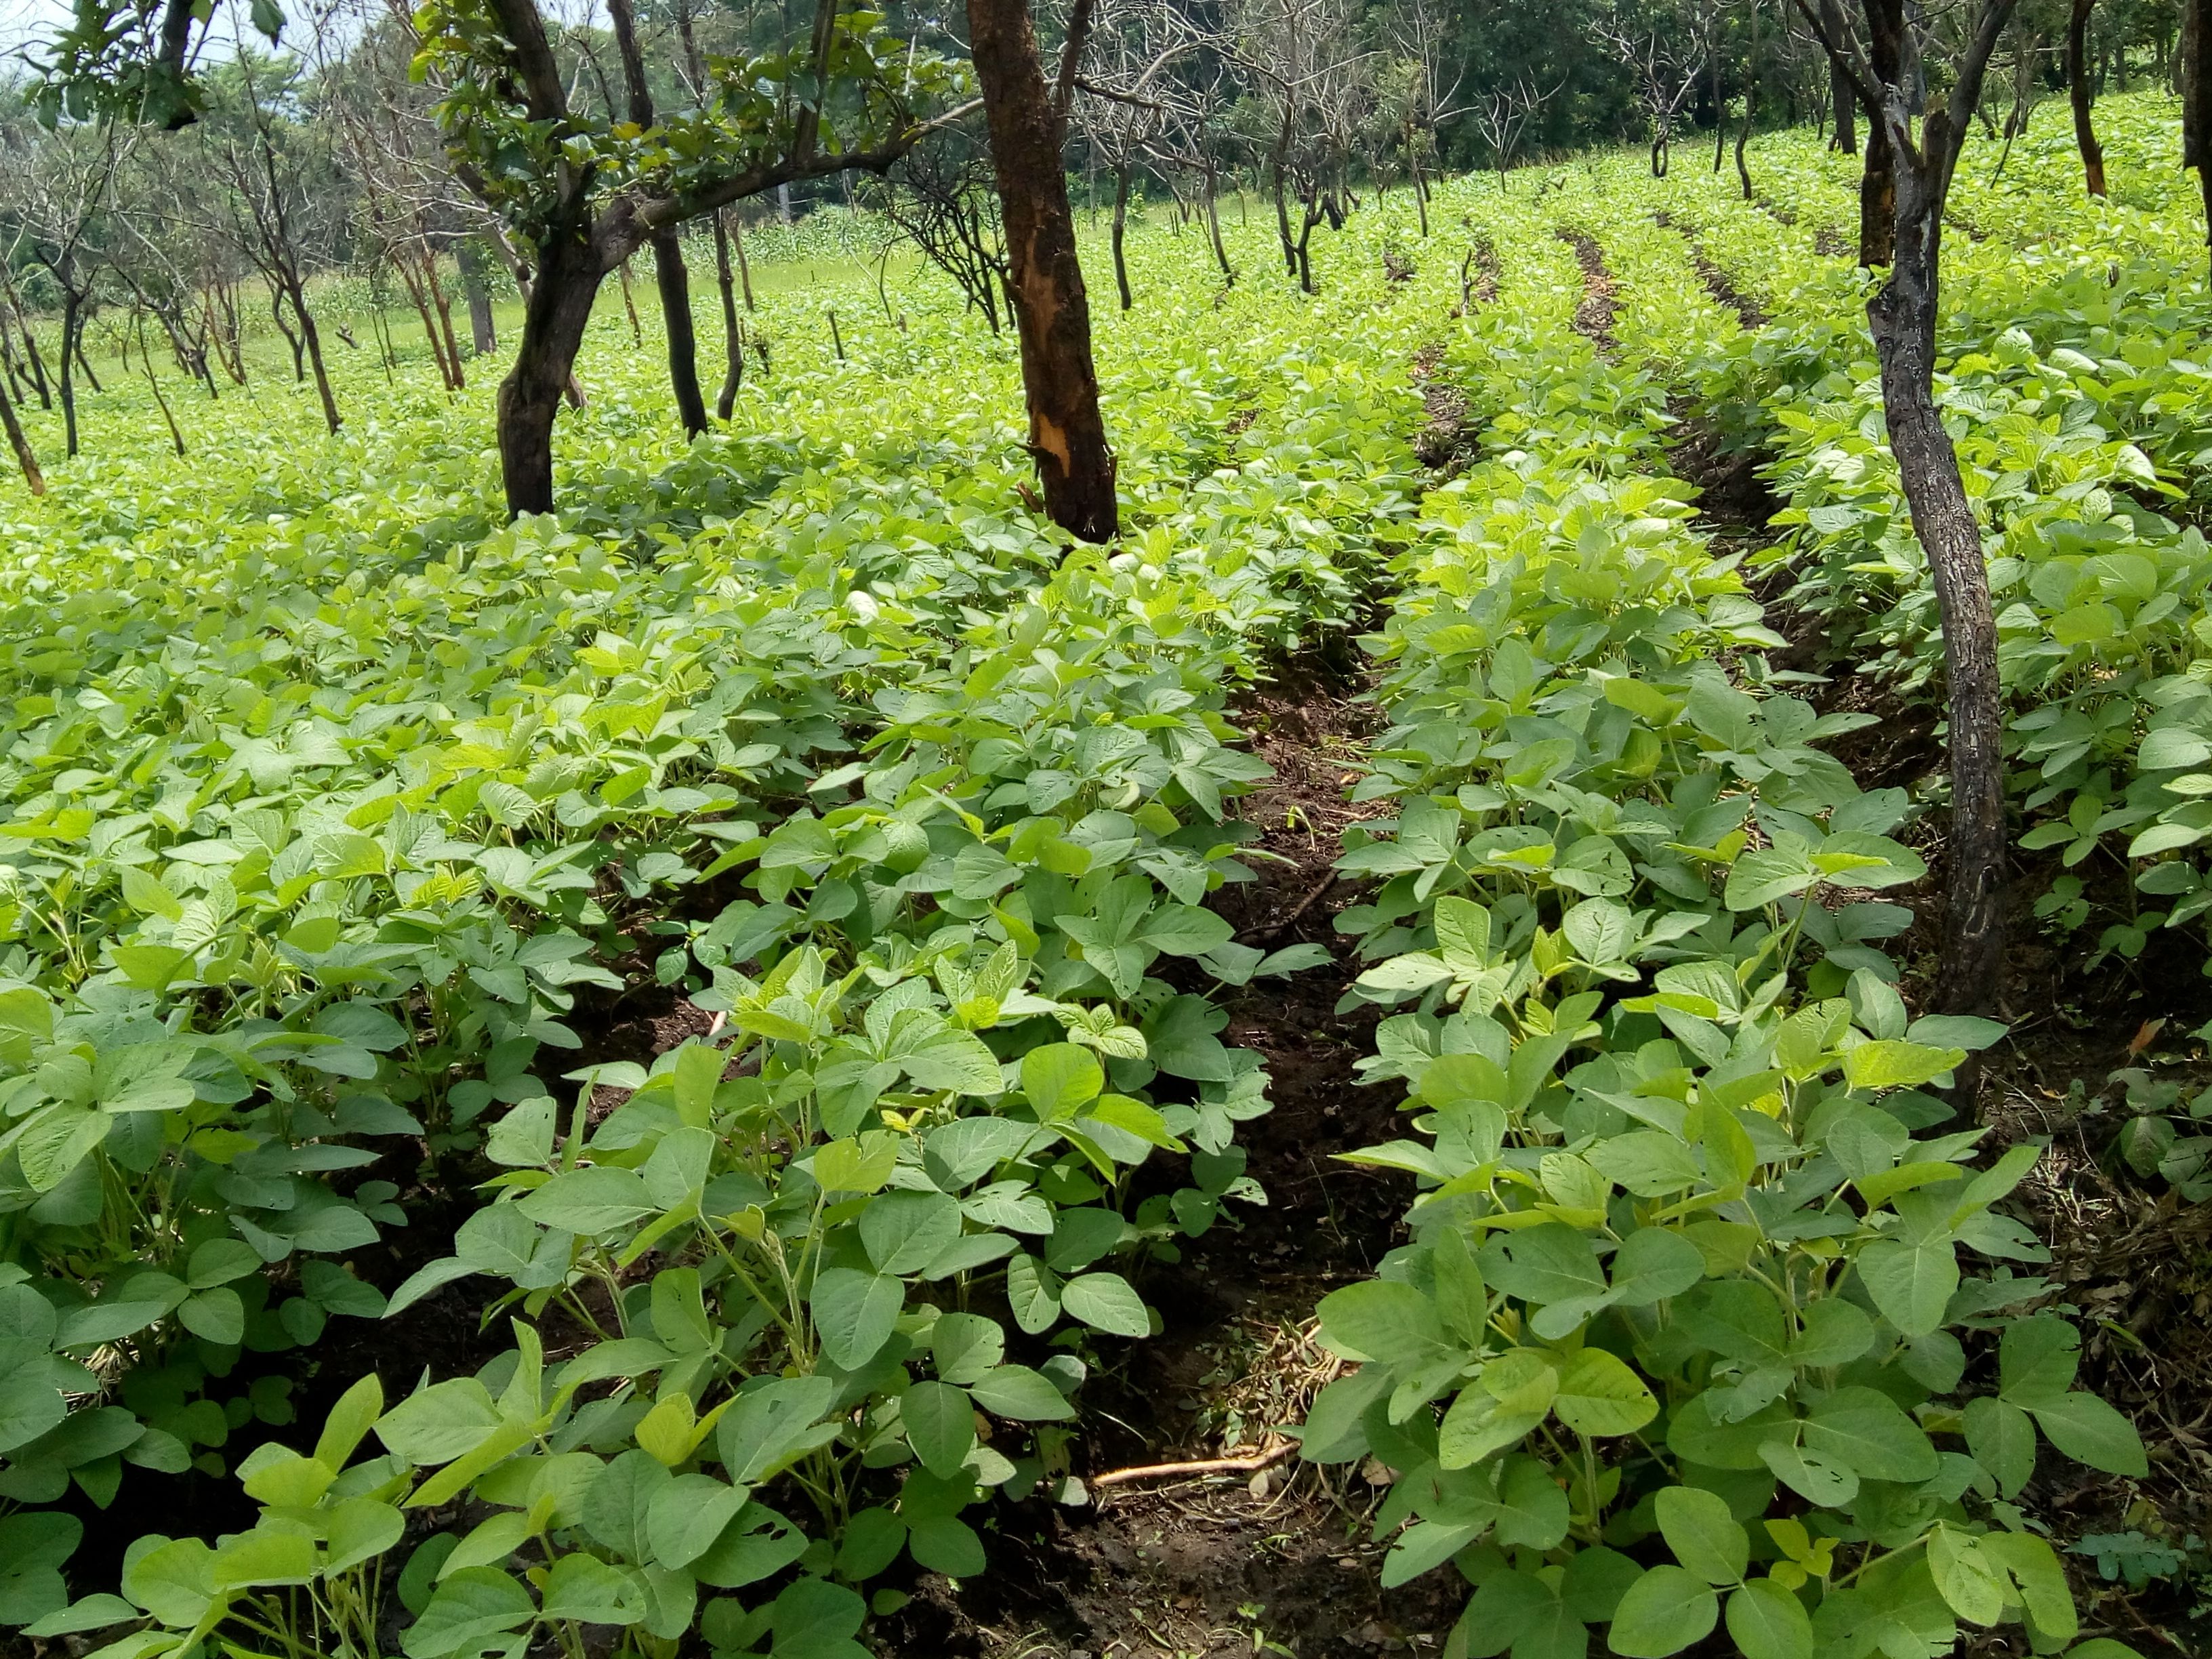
<box><xmin>0</xmin><ymin>0</ymin><xmax>73</xmax><ymax>63</ymax></box>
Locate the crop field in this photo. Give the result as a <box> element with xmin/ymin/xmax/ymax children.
<box><xmin>5</xmin><ymin>89</ymin><xmax>2212</xmax><ymax>1659</ymax></box>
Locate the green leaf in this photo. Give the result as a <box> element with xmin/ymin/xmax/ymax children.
<box><xmin>1723</xmin><ymin>1577</ymin><xmax>1814</xmax><ymax>1659</ymax></box>
<box><xmin>1928</xmin><ymin>1525</ymin><xmax>2006</xmax><ymax>1626</ymax></box>
<box><xmin>647</xmin><ymin>1473</ymin><xmax>749</xmax><ymax>1570</ymax></box>
<box><xmin>123</xmin><ymin>1537</ymin><xmax>218</xmax><ymax>1629</ymax></box>
<box><xmin>211</xmin><ymin>1528</ymin><xmax>318</xmax><ymax>1590</ymax></box>
<box><xmin>810</xmin><ymin>1269</ymin><xmax>905</xmax><ymax>1370</ymax></box>
<box><xmin>1842</xmin><ymin>1039</ymin><xmax>1964</xmax><ymax>1092</ymax></box>
<box><xmin>1059</xmin><ymin>1273</ymin><xmax>1150</xmax><ymax>1338</ymax></box>
<box><xmin>905</xmin><ymin>1515</ymin><xmax>985</xmax><ymax>1577</ymax></box>
<box><xmin>1963</xmin><ymin>1397</ymin><xmax>2036</xmax><ymax>1497</ymax></box>
<box><xmin>966</xmin><ymin>1365</ymin><xmax>1073</xmax><ymax>1422</ymax></box>
<box><xmin>1608</xmin><ymin>1564</ymin><xmax>1720</xmax><ymax>1657</ymax></box>
<box><xmin>1315</xmin><ymin>1278</ymin><xmax>1446</xmax><ymax>1364</ymax></box>
<box><xmin>901</xmin><ymin>1381</ymin><xmax>976</xmax><ymax>1477</ymax></box>
<box><xmin>539</xmin><ymin>1553</ymin><xmax>644</xmax><ymax>1624</ymax></box>
<box><xmin>1552</xmin><ymin>1348</ymin><xmax>1657</xmax><ymax>1437</ymax></box>
<box><xmin>1979</xmin><ymin>1531</ymin><xmax>2077</xmax><ymax>1643</ymax></box>
<box><xmin>323</xmin><ymin>1498</ymin><xmax>405</xmax><ymax>1575</ymax></box>
<box><xmin>2024</xmin><ymin>1391</ymin><xmax>2148</xmax><ymax>1476</ymax></box>
<box><xmin>859</xmin><ymin>1189</ymin><xmax>963</xmax><ymax>1275</ymax></box>
<box><xmin>375</xmin><ymin>1377</ymin><xmax>502</xmax><ymax>1466</ymax></box>
<box><xmin>716</xmin><ymin>1376</ymin><xmax>838</xmax><ymax>1485</ymax></box>
<box><xmin>1856</xmin><ymin>1238</ymin><xmax>1959</xmax><ymax>1338</ymax></box>
<box><xmin>1803</xmin><ymin>1386</ymin><xmax>1940</xmax><ymax>1483</ymax></box>
<box><xmin>177</xmin><ymin>1288</ymin><xmax>245</xmax><ymax>1347</ymax></box>
<box><xmin>1655</xmin><ymin>1485</ymin><xmax>1748</xmax><ymax>1586</ymax></box>
<box><xmin>403</xmin><ymin>1574</ymin><xmax>535</xmax><ymax>1659</ymax></box>
<box><xmin>515</xmin><ymin>1166</ymin><xmax>654</xmax><ymax>1235</ymax></box>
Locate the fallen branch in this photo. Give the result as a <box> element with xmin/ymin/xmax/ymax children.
<box><xmin>1092</xmin><ymin>1438</ymin><xmax>1298</xmax><ymax>1489</ymax></box>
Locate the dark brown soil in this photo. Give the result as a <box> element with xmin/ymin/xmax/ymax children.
<box><xmin>873</xmin><ymin>659</ymin><xmax>1470</xmax><ymax>1658</ymax></box>
<box><xmin>1652</xmin><ymin>211</ymin><xmax>1769</xmax><ymax>330</ymax></box>
<box><xmin>1558</xmin><ymin>230</ymin><xmax>1618</xmax><ymax>354</ymax></box>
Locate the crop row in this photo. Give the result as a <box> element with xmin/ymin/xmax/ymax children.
<box><xmin>0</xmin><ymin>207</ymin><xmax>1443</xmax><ymax>1654</ymax></box>
<box><xmin>1293</xmin><ymin>184</ymin><xmax>2148</xmax><ymax>1659</ymax></box>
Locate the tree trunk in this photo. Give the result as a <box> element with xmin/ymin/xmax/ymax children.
<box><xmin>1826</xmin><ymin>0</ymin><xmax>1859</xmax><ymax>151</ymax></box>
<box><xmin>461</xmin><ymin>239</ymin><xmax>499</xmax><ymax>354</ymax></box>
<box><xmin>1868</xmin><ymin>198</ymin><xmax>2005</xmax><ymax>1014</ymax></box>
<box><xmin>1860</xmin><ymin>121</ymin><xmax>1896</xmax><ymax>265</ymax></box>
<box><xmin>1111</xmin><ymin>163</ymin><xmax>1133</xmax><ymax>310</ymax></box>
<box><xmin>713</xmin><ymin>213</ymin><xmax>744</xmax><ymax>420</ymax></box>
<box><xmin>618</xmin><ymin>258</ymin><xmax>644</xmax><ymax>345</ymax></box>
<box><xmin>0</xmin><ymin>374</ymin><xmax>42</xmax><ymax>495</ymax></box>
<box><xmin>290</xmin><ymin>279</ymin><xmax>343</xmax><ymax>432</ymax></box>
<box><xmin>270</xmin><ymin>283</ymin><xmax>306</xmax><ymax>380</ymax></box>
<box><xmin>1204</xmin><ymin>164</ymin><xmax>1235</xmax><ymax>282</ymax></box>
<box><xmin>498</xmin><ymin>227</ymin><xmax>606</xmax><ymax>517</ymax></box>
<box><xmin>2188</xmin><ymin>0</ymin><xmax>2212</xmax><ymax>275</ymax></box>
<box><xmin>73</xmin><ymin>327</ymin><xmax>102</xmax><ymax>394</ymax></box>
<box><xmin>58</xmin><ymin>297</ymin><xmax>80</xmax><ymax>459</ymax></box>
<box><xmin>965</xmin><ymin>0</ymin><xmax>1118</xmax><ymax>543</ymax></box>
<box><xmin>1739</xmin><ymin>0</ymin><xmax>1759</xmax><ymax>201</ymax></box>
<box><xmin>651</xmin><ymin>229</ymin><xmax>709</xmax><ymax>436</ymax></box>
<box><xmin>17</xmin><ymin>316</ymin><xmax>52</xmax><ymax>409</ymax></box>
<box><xmin>426</xmin><ymin>255</ymin><xmax>466</xmax><ymax>390</ymax></box>
<box><xmin>1713</xmin><ymin>54</ymin><xmax>1728</xmax><ymax>171</ymax></box>
<box><xmin>1271</xmin><ymin>117</ymin><xmax>1298</xmax><ymax>275</ymax></box>
<box><xmin>731</xmin><ymin>216</ymin><xmax>758</xmax><ymax>312</ymax></box>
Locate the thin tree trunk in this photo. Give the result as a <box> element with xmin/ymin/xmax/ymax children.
<box><xmin>73</xmin><ymin>327</ymin><xmax>102</xmax><ymax>394</ymax></box>
<box><xmin>1738</xmin><ymin>0</ymin><xmax>1759</xmax><ymax>200</ymax></box>
<box><xmin>1410</xmin><ymin>146</ymin><xmax>1430</xmax><ymax>237</ymax></box>
<box><xmin>2188</xmin><ymin>0</ymin><xmax>2212</xmax><ymax>276</ymax></box>
<box><xmin>609</xmin><ymin>0</ymin><xmax>706</xmax><ymax>435</ymax></box>
<box><xmin>1870</xmin><ymin>195</ymin><xmax>2004</xmax><ymax>1013</ymax></box>
<box><xmin>0</xmin><ymin>373</ymin><xmax>42</xmax><ymax>495</ymax></box>
<box><xmin>460</xmin><ymin>239</ymin><xmax>499</xmax><ymax>354</ymax></box>
<box><xmin>426</xmin><ymin>253</ymin><xmax>466</xmax><ymax>388</ymax></box>
<box><xmin>289</xmin><ymin>279</ymin><xmax>342</xmax><ymax>432</ymax></box>
<box><xmin>58</xmin><ymin>298</ymin><xmax>80</xmax><ymax>458</ymax></box>
<box><xmin>136</xmin><ymin>313</ymin><xmax>185</xmax><ymax>457</ymax></box>
<box><xmin>965</xmin><ymin>0</ymin><xmax>1118</xmax><ymax>543</ymax></box>
<box><xmin>1111</xmin><ymin>162</ymin><xmax>1133</xmax><ymax>310</ymax></box>
<box><xmin>270</xmin><ymin>281</ymin><xmax>305</xmax><ymax>380</ymax></box>
<box><xmin>1203</xmin><ymin>164</ymin><xmax>1235</xmax><ymax>282</ymax></box>
<box><xmin>498</xmin><ymin>228</ymin><xmax>605</xmax><ymax>517</ymax></box>
<box><xmin>1271</xmin><ymin>117</ymin><xmax>1298</xmax><ymax>275</ymax></box>
<box><xmin>731</xmin><ymin>216</ymin><xmax>757</xmax><ymax>311</ymax></box>
<box><xmin>1714</xmin><ymin>53</ymin><xmax>1728</xmax><ymax>170</ymax></box>
<box><xmin>652</xmin><ymin>230</ymin><xmax>708</xmax><ymax>436</ymax></box>
<box><xmin>713</xmin><ymin>212</ymin><xmax>744</xmax><ymax>419</ymax></box>
<box><xmin>2068</xmin><ymin>0</ymin><xmax>2107</xmax><ymax>193</ymax></box>
<box><xmin>1826</xmin><ymin>0</ymin><xmax>1859</xmax><ymax>151</ymax></box>
<box><xmin>618</xmin><ymin>258</ymin><xmax>644</xmax><ymax>346</ymax></box>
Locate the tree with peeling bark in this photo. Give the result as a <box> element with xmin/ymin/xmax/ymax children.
<box><xmin>966</xmin><ymin>0</ymin><xmax>1120</xmax><ymax>542</ymax></box>
<box><xmin>1793</xmin><ymin>0</ymin><xmax>2020</xmax><ymax>1015</ymax></box>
